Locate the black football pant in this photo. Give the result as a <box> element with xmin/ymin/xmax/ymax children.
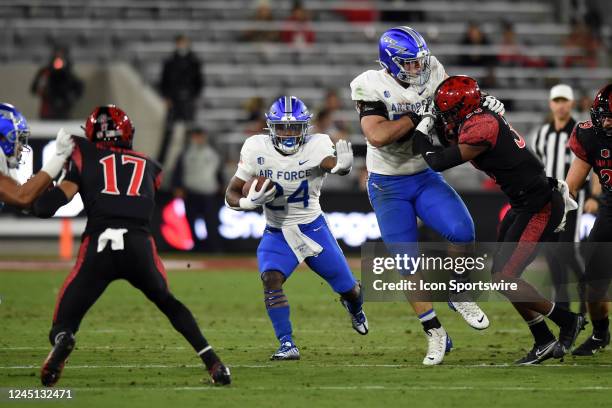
<box><xmin>582</xmin><ymin>206</ymin><xmax>612</xmax><ymax>302</ymax></box>
<box><xmin>543</xmin><ymin>210</ymin><xmax>586</xmax><ymax>309</ymax></box>
<box><xmin>49</xmin><ymin>230</ymin><xmax>210</xmax><ymax>354</ymax></box>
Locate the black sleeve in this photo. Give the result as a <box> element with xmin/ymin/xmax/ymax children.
<box><xmin>63</xmin><ymin>159</ymin><xmax>81</xmax><ymax>185</ymax></box>
<box><xmin>31</xmin><ymin>187</ymin><xmax>69</xmax><ymax>218</ymax></box>
<box><xmin>412</xmin><ymin>131</ymin><xmax>464</xmax><ymax>172</ymax></box>
<box><xmin>356</xmin><ymin>100</ymin><xmax>388</xmax><ymax>119</ymax></box>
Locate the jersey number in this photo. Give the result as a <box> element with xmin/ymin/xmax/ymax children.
<box><xmin>265</xmin><ymin>180</ymin><xmax>309</xmax><ymax>211</ymax></box>
<box><xmin>100</xmin><ymin>154</ymin><xmax>146</xmax><ymax>196</ymax></box>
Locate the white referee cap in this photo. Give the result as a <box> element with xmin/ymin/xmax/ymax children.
<box><xmin>549</xmin><ymin>84</ymin><xmax>574</xmax><ymax>101</ymax></box>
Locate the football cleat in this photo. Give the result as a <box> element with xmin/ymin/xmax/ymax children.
<box><xmin>514</xmin><ymin>339</ymin><xmax>557</xmax><ymax>365</ymax></box>
<box><xmin>208</xmin><ymin>361</ymin><xmax>231</xmax><ymax>385</ymax></box>
<box><xmin>448</xmin><ymin>300</ymin><xmax>490</xmax><ymax>330</ymax></box>
<box><xmin>41</xmin><ymin>332</ymin><xmax>75</xmax><ymax>387</ymax></box>
<box><xmin>553</xmin><ymin>314</ymin><xmax>587</xmax><ymax>358</ymax></box>
<box><xmin>340</xmin><ymin>298</ymin><xmax>369</xmax><ymax>335</ymax></box>
<box><xmin>270</xmin><ymin>341</ymin><xmax>300</xmax><ymax>361</ymax></box>
<box><xmin>572</xmin><ymin>331</ymin><xmax>610</xmax><ymax>356</ymax></box>
<box><xmin>422</xmin><ymin>327</ymin><xmax>452</xmax><ymax>366</ymax></box>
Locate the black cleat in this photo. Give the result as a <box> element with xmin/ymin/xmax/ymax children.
<box><xmin>41</xmin><ymin>332</ymin><xmax>75</xmax><ymax>387</ymax></box>
<box><xmin>572</xmin><ymin>331</ymin><xmax>610</xmax><ymax>356</ymax></box>
<box><xmin>514</xmin><ymin>339</ymin><xmax>556</xmax><ymax>365</ymax></box>
<box><xmin>553</xmin><ymin>314</ymin><xmax>587</xmax><ymax>359</ymax></box>
<box><xmin>208</xmin><ymin>362</ymin><xmax>231</xmax><ymax>385</ymax></box>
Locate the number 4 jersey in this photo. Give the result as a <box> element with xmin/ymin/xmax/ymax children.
<box><xmin>65</xmin><ymin>136</ymin><xmax>162</xmax><ymax>234</ymax></box>
<box><xmin>235</xmin><ymin>133</ymin><xmax>335</xmax><ymax>228</ymax></box>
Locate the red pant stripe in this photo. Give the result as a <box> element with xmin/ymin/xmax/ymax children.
<box><xmin>53</xmin><ymin>236</ymin><xmax>90</xmax><ymax>322</ymax></box>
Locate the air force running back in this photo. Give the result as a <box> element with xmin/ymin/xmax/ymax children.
<box><xmin>225</xmin><ymin>96</ymin><xmax>367</xmax><ymax>361</ymax></box>
<box><xmin>235</xmin><ymin>131</ymin><xmax>334</xmax><ymax>228</ymax></box>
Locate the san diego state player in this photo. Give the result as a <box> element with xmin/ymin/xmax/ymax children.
<box><xmin>566</xmin><ymin>83</ymin><xmax>612</xmax><ymax>355</ymax></box>
<box><xmin>412</xmin><ymin>76</ymin><xmax>585</xmax><ymax>364</ymax></box>
<box><xmin>32</xmin><ymin>105</ymin><xmax>230</xmax><ymax>386</ymax></box>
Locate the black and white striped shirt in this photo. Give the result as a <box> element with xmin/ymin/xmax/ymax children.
<box><xmin>532</xmin><ymin>118</ymin><xmax>577</xmax><ymax>180</ymax></box>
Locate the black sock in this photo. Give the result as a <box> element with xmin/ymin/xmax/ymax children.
<box><xmin>199</xmin><ymin>348</ymin><xmax>220</xmax><ymax>370</ymax></box>
<box><xmin>547</xmin><ymin>303</ymin><xmax>574</xmax><ymax>328</ymax></box>
<box><xmin>422</xmin><ymin>316</ymin><xmax>442</xmax><ymax>332</ymax></box>
<box><xmin>593</xmin><ymin>317</ymin><xmax>610</xmax><ymax>337</ymax></box>
<box><xmin>527</xmin><ymin>317</ymin><xmax>555</xmax><ymax>345</ymax></box>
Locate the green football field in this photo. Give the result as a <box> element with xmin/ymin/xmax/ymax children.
<box><xmin>1</xmin><ymin>262</ymin><xmax>611</xmax><ymax>407</ymax></box>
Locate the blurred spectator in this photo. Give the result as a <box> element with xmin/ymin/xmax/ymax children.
<box><xmin>575</xmin><ymin>91</ymin><xmax>593</xmax><ymax>122</ymax></box>
<box><xmin>281</xmin><ymin>1</ymin><xmax>315</xmax><ymax>48</ymax></box>
<box><xmin>334</xmin><ymin>0</ymin><xmax>378</xmax><ymax>23</ymax></box>
<box><xmin>563</xmin><ymin>20</ymin><xmax>601</xmax><ymax>68</ymax></box>
<box><xmin>172</xmin><ymin>128</ymin><xmax>223</xmax><ymax>251</ymax></box>
<box><xmin>459</xmin><ymin>22</ymin><xmax>495</xmax><ymax>67</ymax></box>
<box><xmin>160</xmin><ymin>34</ymin><xmax>204</xmax><ymax>123</ymax></box>
<box><xmin>313</xmin><ymin>109</ymin><xmax>347</xmax><ymax>143</ymax></box>
<box><xmin>322</xmin><ymin>88</ymin><xmax>343</xmax><ymax>112</ymax></box>
<box><xmin>497</xmin><ymin>21</ymin><xmax>524</xmax><ymax>67</ymax></box>
<box><xmin>242</xmin><ymin>96</ymin><xmax>266</xmax><ymax>121</ymax></box>
<box><xmin>243</xmin><ymin>0</ymin><xmax>280</xmax><ymax>42</ymax></box>
<box><xmin>379</xmin><ymin>0</ymin><xmax>423</xmax><ymax>22</ymax></box>
<box><xmin>30</xmin><ymin>46</ymin><xmax>83</xmax><ymax>119</ymax></box>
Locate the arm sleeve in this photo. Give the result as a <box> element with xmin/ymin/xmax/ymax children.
<box><xmin>412</xmin><ymin>131</ymin><xmax>464</xmax><ymax>172</ymax></box>
<box><xmin>234</xmin><ymin>140</ymin><xmax>256</xmax><ymax>181</ymax></box>
<box><xmin>31</xmin><ymin>187</ymin><xmax>69</xmax><ymax>218</ymax></box>
<box><xmin>568</xmin><ymin>127</ymin><xmax>588</xmax><ymax>162</ymax></box>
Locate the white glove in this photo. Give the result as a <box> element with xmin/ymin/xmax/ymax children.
<box><xmin>415</xmin><ymin>100</ymin><xmax>436</xmax><ymax>135</ymax></box>
<box><xmin>41</xmin><ymin>128</ymin><xmax>75</xmax><ymax>179</ymax></box>
<box><xmin>238</xmin><ymin>179</ymin><xmax>277</xmax><ymax>210</ymax></box>
<box><xmin>482</xmin><ymin>95</ymin><xmax>505</xmax><ymax>116</ymax></box>
<box><xmin>554</xmin><ymin>179</ymin><xmax>578</xmax><ymax>233</ymax></box>
<box><xmin>330</xmin><ymin>140</ymin><xmax>353</xmax><ymax>174</ymax></box>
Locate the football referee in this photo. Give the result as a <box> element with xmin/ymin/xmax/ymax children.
<box><xmin>532</xmin><ymin>84</ymin><xmax>588</xmax><ymax>312</ymax></box>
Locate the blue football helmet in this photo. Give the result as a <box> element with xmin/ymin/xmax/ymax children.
<box><xmin>378</xmin><ymin>26</ymin><xmax>432</xmax><ymax>87</ymax></box>
<box><xmin>0</xmin><ymin>103</ymin><xmax>29</xmax><ymax>169</ymax></box>
<box><xmin>266</xmin><ymin>96</ymin><xmax>312</xmax><ymax>155</ymax></box>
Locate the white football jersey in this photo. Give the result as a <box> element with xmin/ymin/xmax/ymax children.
<box><xmin>234</xmin><ymin>133</ymin><xmax>335</xmax><ymax>228</ymax></box>
<box><xmin>350</xmin><ymin>56</ymin><xmax>447</xmax><ymax>176</ymax></box>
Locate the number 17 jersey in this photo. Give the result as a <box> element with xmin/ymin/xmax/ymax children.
<box><xmin>65</xmin><ymin>136</ymin><xmax>162</xmax><ymax>234</ymax></box>
<box><xmin>234</xmin><ymin>133</ymin><xmax>335</xmax><ymax>228</ymax></box>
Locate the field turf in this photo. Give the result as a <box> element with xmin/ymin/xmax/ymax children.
<box><xmin>1</xmin><ymin>262</ymin><xmax>611</xmax><ymax>407</ymax></box>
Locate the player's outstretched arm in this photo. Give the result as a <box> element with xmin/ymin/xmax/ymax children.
<box><xmin>412</xmin><ymin>130</ymin><xmax>485</xmax><ymax>172</ymax></box>
<box><xmin>31</xmin><ymin>180</ymin><xmax>79</xmax><ymax>218</ymax></box>
<box><xmin>320</xmin><ymin>140</ymin><xmax>353</xmax><ymax>175</ymax></box>
<box><xmin>0</xmin><ymin>128</ymin><xmax>74</xmax><ymax>208</ymax></box>
<box><xmin>0</xmin><ymin>171</ymin><xmax>53</xmax><ymax>208</ymax></box>
<box><xmin>565</xmin><ymin>156</ymin><xmax>592</xmax><ymax>200</ymax></box>
<box><xmin>357</xmin><ymin>100</ymin><xmax>417</xmax><ymax>148</ymax></box>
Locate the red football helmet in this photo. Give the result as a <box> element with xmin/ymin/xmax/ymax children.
<box><xmin>84</xmin><ymin>105</ymin><xmax>135</xmax><ymax>148</ymax></box>
<box><xmin>433</xmin><ymin>75</ymin><xmax>481</xmax><ymax>137</ymax></box>
<box><xmin>590</xmin><ymin>83</ymin><xmax>612</xmax><ymax>137</ymax></box>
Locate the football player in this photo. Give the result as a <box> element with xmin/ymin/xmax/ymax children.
<box><xmin>350</xmin><ymin>27</ymin><xmax>501</xmax><ymax>365</ymax></box>
<box><xmin>225</xmin><ymin>96</ymin><xmax>367</xmax><ymax>360</ymax></box>
<box><xmin>0</xmin><ymin>103</ymin><xmax>73</xmax><ymax>206</ymax></box>
<box><xmin>32</xmin><ymin>105</ymin><xmax>231</xmax><ymax>386</ymax></box>
<box><xmin>566</xmin><ymin>83</ymin><xmax>612</xmax><ymax>355</ymax></box>
<box><xmin>412</xmin><ymin>75</ymin><xmax>585</xmax><ymax>364</ymax></box>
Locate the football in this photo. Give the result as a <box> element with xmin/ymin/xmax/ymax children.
<box><xmin>242</xmin><ymin>175</ymin><xmax>274</xmax><ymax>197</ymax></box>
